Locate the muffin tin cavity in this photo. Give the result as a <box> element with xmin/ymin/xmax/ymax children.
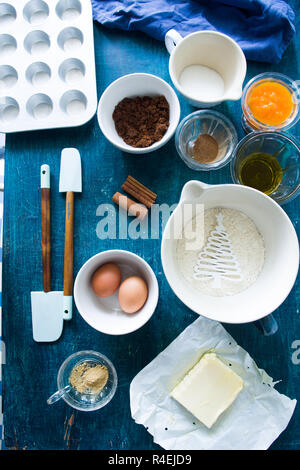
<box><xmin>0</xmin><ymin>65</ymin><xmax>18</xmax><ymax>89</ymax></box>
<box><xmin>0</xmin><ymin>96</ymin><xmax>19</xmax><ymax>122</ymax></box>
<box><xmin>24</xmin><ymin>30</ymin><xmax>50</xmax><ymax>55</ymax></box>
<box><xmin>0</xmin><ymin>3</ymin><xmax>16</xmax><ymax>25</ymax></box>
<box><xmin>0</xmin><ymin>0</ymin><xmax>97</xmax><ymax>132</ymax></box>
<box><xmin>23</xmin><ymin>0</ymin><xmax>49</xmax><ymax>25</ymax></box>
<box><xmin>26</xmin><ymin>62</ymin><xmax>51</xmax><ymax>87</ymax></box>
<box><xmin>58</xmin><ymin>27</ymin><xmax>83</xmax><ymax>52</ymax></box>
<box><xmin>27</xmin><ymin>93</ymin><xmax>53</xmax><ymax>119</ymax></box>
<box><xmin>60</xmin><ymin>89</ymin><xmax>87</xmax><ymax>116</ymax></box>
<box><xmin>0</xmin><ymin>34</ymin><xmax>17</xmax><ymax>56</ymax></box>
<box><xmin>56</xmin><ymin>0</ymin><xmax>82</xmax><ymax>21</ymax></box>
<box><xmin>59</xmin><ymin>58</ymin><xmax>85</xmax><ymax>85</ymax></box>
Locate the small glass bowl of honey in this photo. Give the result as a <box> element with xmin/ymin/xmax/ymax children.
<box><xmin>241</xmin><ymin>72</ymin><xmax>300</xmax><ymax>133</ymax></box>
<box><xmin>231</xmin><ymin>131</ymin><xmax>300</xmax><ymax>204</ymax></box>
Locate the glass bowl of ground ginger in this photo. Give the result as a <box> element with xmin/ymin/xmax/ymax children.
<box><xmin>175</xmin><ymin>110</ymin><xmax>238</xmax><ymax>171</ymax></box>
<box><xmin>57</xmin><ymin>350</ymin><xmax>118</xmax><ymax>411</ymax></box>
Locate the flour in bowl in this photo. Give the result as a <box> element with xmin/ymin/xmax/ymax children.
<box><xmin>176</xmin><ymin>207</ymin><xmax>265</xmax><ymax>297</ymax></box>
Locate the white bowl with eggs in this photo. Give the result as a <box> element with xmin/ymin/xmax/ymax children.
<box><xmin>74</xmin><ymin>250</ymin><xmax>159</xmax><ymax>335</ymax></box>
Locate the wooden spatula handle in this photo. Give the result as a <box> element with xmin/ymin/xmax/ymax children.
<box><xmin>41</xmin><ymin>165</ymin><xmax>51</xmax><ymax>292</ymax></box>
<box><xmin>63</xmin><ymin>191</ymin><xmax>74</xmax><ymax>296</ymax></box>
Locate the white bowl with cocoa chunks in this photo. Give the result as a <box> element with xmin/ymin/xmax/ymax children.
<box><xmin>98</xmin><ymin>73</ymin><xmax>181</xmax><ymax>154</ymax></box>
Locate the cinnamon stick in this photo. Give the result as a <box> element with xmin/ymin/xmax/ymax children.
<box><xmin>112</xmin><ymin>192</ymin><xmax>148</xmax><ymax>220</ymax></box>
<box><xmin>127</xmin><ymin>175</ymin><xmax>157</xmax><ymax>200</ymax></box>
<box><xmin>122</xmin><ymin>175</ymin><xmax>157</xmax><ymax>208</ymax></box>
<box><xmin>122</xmin><ymin>181</ymin><xmax>154</xmax><ymax>208</ymax></box>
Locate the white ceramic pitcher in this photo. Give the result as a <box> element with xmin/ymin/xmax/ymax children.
<box><xmin>165</xmin><ymin>29</ymin><xmax>247</xmax><ymax>108</ymax></box>
<box><xmin>161</xmin><ymin>180</ymin><xmax>299</xmax><ymax>335</ymax></box>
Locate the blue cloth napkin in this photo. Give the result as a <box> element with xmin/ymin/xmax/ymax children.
<box><xmin>91</xmin><ymin>0</ymin><xmax>295</xmax><ymax>63</ymax></box>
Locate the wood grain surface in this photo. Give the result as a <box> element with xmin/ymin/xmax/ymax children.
<box><xmin>63</xmin><ymin>192</ymin><xmax>74</xmax><ymax>297</ymax></box>
<box><xmin>41</xmin><ymin>188</ymin><xmax>51</xmax><ymax>293</ymax></box>
<box><xmin>2</xmin><ymin>6</ymin><xmax>300</xmax><ymax>450</ymax></box>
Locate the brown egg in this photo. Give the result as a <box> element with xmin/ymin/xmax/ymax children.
<box><xmin>118</xmin><ymin>276</ymin><xmax>148</xmax><ymax>314</ymax></box>
<box><xmin>91</xmin><ymin>263</ymin><xmax>122</xmax><ymax>298</ymax></box>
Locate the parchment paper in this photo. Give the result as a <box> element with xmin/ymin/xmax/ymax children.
<box><xmin>130</xmin><ymin>317</ymin><xmax>296</xmax><ymax>450</ymax></box>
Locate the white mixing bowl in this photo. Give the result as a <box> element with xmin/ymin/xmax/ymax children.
<box><xmin>161</xmin><ymin>180</ymin><xmax>299</xmax><ymax>325</ymax></box>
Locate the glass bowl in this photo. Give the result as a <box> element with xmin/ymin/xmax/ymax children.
<box><xmin>57</xmin><ymin>350</ymin><xmax>118</xmax><ymax>411</ymax></box>
<box><xmin>175</xmin><ymin>110</ymin><xmax>238</xmax><ymax>171</ymax></box>
<box><xmin>231</xmin><ymin>131</ymin><xmax>300</xmax><ymax>205</ymax></box>
<box><xmin>241</xmin><ymin>72</ymin><xmax>300</xmax><ymax>133</ymax></box>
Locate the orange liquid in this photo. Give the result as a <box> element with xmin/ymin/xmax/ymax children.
<box><xmin>248</xmin><ymin>81</ymin><xmax>294</xmax><ymax>126</ymax></box>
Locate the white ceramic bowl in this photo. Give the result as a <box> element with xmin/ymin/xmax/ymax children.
<box><xmin>97</xmin><ymin>73</ymin><xmax>181</xmax><ymax>154</ymax></box>
<box><xmin>74</xmin><ymin>250</ymin><xmax>159</xmax><ymax>335</ymax></box>
<box><xmin>161</xmin><ymin>180</ymin><xmax>299</xmax><ymax>324</ymax></box>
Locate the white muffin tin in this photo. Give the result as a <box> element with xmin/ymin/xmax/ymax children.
<box><xmin>0</xmin><ymin>0</ymin><xmax>97</xmax><ymax>133</ymax></box>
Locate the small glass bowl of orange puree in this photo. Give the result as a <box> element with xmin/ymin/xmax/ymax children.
<box><xmin>241</xmin><ymin>73</ymin><xmax>300</xmax><ymax>133</ymax></box>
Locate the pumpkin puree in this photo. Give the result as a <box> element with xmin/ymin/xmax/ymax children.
<box><xmin>248</xmin><ymin>81</ymin><xmax>294</xmax><ymax>126</ymax></box>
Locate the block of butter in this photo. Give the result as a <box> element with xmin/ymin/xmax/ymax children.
<box><xmin>171</xmin><ymin>352</ymin><xmax>243</xmax><ymax>428</ymax></box>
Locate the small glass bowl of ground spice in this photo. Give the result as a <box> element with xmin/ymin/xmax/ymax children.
<box><xmin>57</xmin><ymin>351</ymin><xmax>117</xmax><ymax>411</ymax></box>
<box><xmin>175</xmin><ymin>110</ymin><xmax>238</xmax><ymax>171</ymax></box>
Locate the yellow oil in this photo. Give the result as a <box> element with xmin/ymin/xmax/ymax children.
<box><xmin>239</xmin><ymin>152</ymin><xmax>283</xmax><ymax>195</ymax></box>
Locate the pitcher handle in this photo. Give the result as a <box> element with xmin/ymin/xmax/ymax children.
<box><xmin>254</xmin><ymin>314</ymin><xmax>278</xmax><ymax>336</ymax></box>
<box><xmin>165</xmin><ymin>29</ymin><xmax>183</xmax><ymax>54</ymax></box>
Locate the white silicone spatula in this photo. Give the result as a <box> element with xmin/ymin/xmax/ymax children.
<box><xmin>31</xmin><ymin>165</ymin><xmax>63</xmax><ymax>342</ymax></box>
<box><xmin>59</xmin><ymin>148</ymin><xmax>82</xmax><ymax>322</ymax></box>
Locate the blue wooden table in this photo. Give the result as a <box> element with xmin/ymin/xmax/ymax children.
<box><xmin>3</xmin><ymin>4</ymin><xmax>300</xmax><ymax>450</ymax></box>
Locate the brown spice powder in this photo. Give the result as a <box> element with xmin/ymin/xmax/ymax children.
<box><xmin>191</xmin><ymin>134</ymin><xmax>219</xmax><ymax>163</ymax></box>
<box><xmin>112</xmin><ymin>95</ymin><xmax>170</xmax><ymax>148</ymax></box>
<box><xmin>69</xmin><ymin>362</ymin><xmax>109</xmax><ymax>394</ymax></box>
